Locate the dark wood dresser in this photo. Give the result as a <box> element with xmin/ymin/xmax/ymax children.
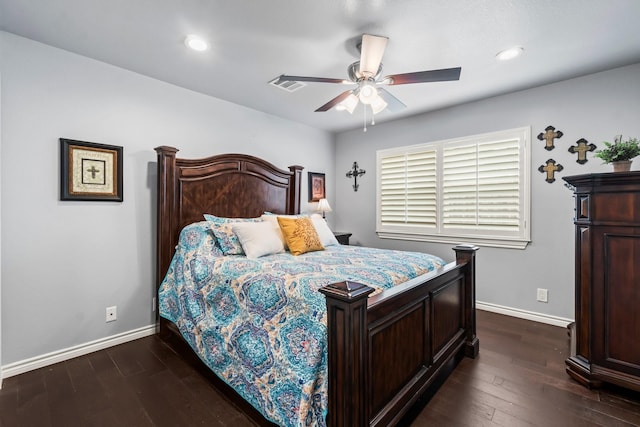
<box><xmin>563</xmin><ymin>171</ymin><xmax>640</xmax><ymax>392</ymax></box>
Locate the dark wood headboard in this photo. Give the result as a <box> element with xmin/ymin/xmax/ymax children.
<box><xmin>155</xmin><ymin>146</ymin><xmax>303</xmax><ymax>287</ymax></box>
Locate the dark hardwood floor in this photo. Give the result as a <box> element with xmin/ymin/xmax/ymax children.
<box><xmin>1</xmin><ymin>310</ymin><xmax>639</xmax><ymax>426</ymax></box>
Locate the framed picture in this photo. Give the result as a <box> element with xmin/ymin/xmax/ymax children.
<box><xmin>308</xmin><ymin>172</ymin><xmax>326</xmax><ymax>202</ymax></box>
<box><xmin>60</xmin><ymin>138</ymin><xmax>123</xmax><ymax>202</ymax></box>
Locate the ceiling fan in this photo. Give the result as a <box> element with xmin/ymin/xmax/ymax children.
<box><xmin>277</xmin><ymin>34</ymin><xmax>461</xmax><ymax>117</ymax></box>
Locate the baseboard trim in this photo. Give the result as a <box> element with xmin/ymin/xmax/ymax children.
<box><xmin>0</xmin><ymin>305</ymin><xmax>571</xmax><ymax>387</ymax></box>
<box><xmin>477</xmin><ymin>301</ymin><xmax>573</xmax><ymax>328</ymax></box>
<box><xmin>1</xmin><ymin>324</ymin><xmax>158</xmax><ymax>382</ymax></box>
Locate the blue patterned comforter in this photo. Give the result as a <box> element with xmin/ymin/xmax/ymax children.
<box><xmin>159</xmin><ymin>221</ymin><xmax>444</xmax><ymax>426</ymax></box>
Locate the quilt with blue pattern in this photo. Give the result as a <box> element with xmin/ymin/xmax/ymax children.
<box><xmin>159</xmin><ymin>221</ymin><xmax>444</xmax><ymax>426</ymax></box>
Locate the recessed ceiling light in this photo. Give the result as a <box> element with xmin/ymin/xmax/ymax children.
<box><xmin>185</xmin><ymin>35</ymin><xmax>208</xmax><ymax>52</ymax></box>
<box><xmin>496</xmin><ymin>46</ymin><xmax>523</xmax><ymax>61</ymax></box>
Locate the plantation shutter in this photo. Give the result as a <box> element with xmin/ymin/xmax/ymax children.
<box><xmin>376</xmin><ymin>126</ymin><xmax>529</xmax><ymax>249</ymax></box>
<box><xmin>442</xmin><ymin>138</ymin><xmax>520</xmax><ymax>231</ymax></box>
<box><xmin>379</xmin><ymin>150</ymin><xmax>437</xmax><ymax>227</ymax></box>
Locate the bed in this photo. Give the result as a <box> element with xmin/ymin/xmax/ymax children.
<box><xmin>155</xmin><ymin>146</ymin><xmax>479</xmax><ymax>426</ymax></box>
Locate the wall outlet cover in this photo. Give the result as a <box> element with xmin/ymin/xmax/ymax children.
<box><xmin>106</xmin><ymin>306</ymin><xmax>117</xmax><ymax>322</ymax></box>
<box><xmin>537</xmin><ymin>288</ymin><xmax>548</xmax><ymax>303</ymax></box>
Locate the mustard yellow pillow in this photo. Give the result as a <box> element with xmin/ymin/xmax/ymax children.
<box><xmin>277</xmin><ymin>216</ymin><xmax>324</xmax><ymax>255</ymax></box>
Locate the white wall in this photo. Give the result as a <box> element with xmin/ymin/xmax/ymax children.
<box><xmin>2</xmin><ymin>27</ymin><xmax>638</xmax><ymax>374</ymax></box>
<box><xmin>0</xmin><ymin>32</ymin><xmax>334</xmax><ymax>367</ymax></box>
<box><xmin>334</xmin><ymin>63</ymin><xmax>640</xmax><ymax>323</ymax></box>
<box><xmin>0</xmin><ymin>32</ymin><xmax>3</xmax><ymax>386</ymax></box>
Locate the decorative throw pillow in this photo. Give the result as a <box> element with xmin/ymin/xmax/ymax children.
<box><xmin>203</xmin><ymin>214</ymin><xmax>261</xmax><ymax>255</ymax></box>
<box><xmin>203</xmin><ymin>213</ymin><xmax>225</xmax><ymax>223</ymax></box>
<box><xmin>277</xmin><ymin>216</ymin><xmax>324</xmax><ymax>255</ymax></box>
<box><xmin>310</xmin><ymin>214</ymin><xmax>340</xmax><ymax>247</ymax></box>
<box><xmin>232</xmin><ymin>221</ymin><xmax>285</xmax><ymax>259</ymax></box>
<box><xmin>210</xmin><ymin>223</ymin><xmax>245</xmax><ymax>255</ymax></box>
<box><xmin>203</xmin><ymin>214</ymin><xmax>261</xmax><ymax>224</ymax></box>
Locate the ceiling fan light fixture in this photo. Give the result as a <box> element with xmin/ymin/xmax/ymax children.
<box><xmin>358</xmin><ymin>82</ymin><xmax>378</xmax><ymax>105</ymax></box>
<box><xmin>185</xmin><ymin>35</ymin><xmax>208</xmax><ymax>51</ymax></box>
<box><xmin>338</xmin><ymin>93</ymin><xmax>359</xmax><ymax>114</ymax></box>
<box><xmin>370</xmin><ymin>96</ymin><xmax>388</xmax><ymax>114</ymax></box>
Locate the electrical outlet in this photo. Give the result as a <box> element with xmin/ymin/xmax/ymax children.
<box><xmin>152</xmin><ymin>297</ymin><xmax>157</xmax><ymax>312</ymax></box>
<box><xmin>106</xmin><ymin>306</ymin><xmax>117</xmax><ymax>322</ymax></box>
<box><xmin>536</xmin><ymin>288</ymin><xmax>548</xmax><ymax>303</ymax></box>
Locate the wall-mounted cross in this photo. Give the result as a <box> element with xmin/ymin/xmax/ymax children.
<box><xmin>346</xmin><ymin>161</ymin><xmax>366</xmax><ymax>192</ymax></box>
<box><xmin>568</xmin><ymin>138</ymin><xmax>597</xmax><ymax>164</ymax></box>
<box><xmin>537</xmin><ymin>125</ymin><xmax>563</xmax><ymax>151</ymax></box>
<box><xmin>538</xmin><ymin>159</ymin><xmax>563</xmax><ymax>183</ymax></box>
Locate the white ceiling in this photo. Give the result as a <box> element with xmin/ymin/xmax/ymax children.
<box><xmin>2</xmin><ymin>0</ymin><xmax>640</xmax><ymax>133</ymax></box>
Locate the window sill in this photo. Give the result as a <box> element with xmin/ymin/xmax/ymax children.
<box><xmin>376</xmin><ymin>231</ymin><xmax>530</xmax><ymax>250</ymax></box>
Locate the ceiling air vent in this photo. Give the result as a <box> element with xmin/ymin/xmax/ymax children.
<box><xmin>269</xmin><ymin>77</ymin><xmax>306</xmax><ymax>92</ymax></box>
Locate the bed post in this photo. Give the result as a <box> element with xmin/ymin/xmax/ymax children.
<box><xmin>155</xmin><ymin>146</ymin><xmax>178</xmax><ymax>310</ymax></box>
<box><xmin>454</xmin><ymin>244</ymin><xmax>480</xmax><ymax>358</ymax></box>
<box><xmin>319</xmin><ymin>281</ymin><xmax>375</xmax><ymax>427</ymax></box>
<box><xmin>287</xmin><ymin>165</ymin><xmax>303</xmax><ymax>214</ymax></box>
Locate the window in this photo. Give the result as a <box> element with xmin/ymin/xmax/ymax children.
<box><xmin>377</xmin><ymin>127</ymin><xmax>530</xmax><ymax>249</ymax></box>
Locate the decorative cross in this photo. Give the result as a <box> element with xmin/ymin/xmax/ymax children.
<box><xmin>537</xmin><ymin>125</ymin><xmax>563</xmax><ymax>151</ymax></box>
<box><xmin>86</xmin><ymin>165</ymin><xmax>100</xmax><ymax>179</ymax></box>
<box><xmin>568</xmin><ymin>138</ymin><xmax>597</xmax><ymax>164</ymax></box>
<box><xmin>346</xmin><ymin>161</ymin><xmax>366</xmax><ymax>191</ymax></box>
<box><xmin>538</xmin><ymin>159</ymin><xmax>564</xmax><ymax>183</ymax></box>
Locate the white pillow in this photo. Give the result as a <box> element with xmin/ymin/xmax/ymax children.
<box><xmin>310</xmin><ymin>214</ymin><xmax>340</xmax><ymax>246</ymax></box>
<box><xmin>261</xmin><ymin>214</ymin><xmax>306</xmax><ymax>249</ymax></box>
<box><xmin>232</xmin><ymin>221</ymin><xmax>285</xmax><ymax>259</ymax></box>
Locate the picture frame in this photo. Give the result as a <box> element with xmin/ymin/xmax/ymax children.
<box><xmin>308</xmin><ymin>172</ymin><xmax>326</xmax><ymax>202</ymax></box>
<box><xmin>60</xmin><ymin>138</ymin><xmax>123</xmax><ymax>202</ymax></box>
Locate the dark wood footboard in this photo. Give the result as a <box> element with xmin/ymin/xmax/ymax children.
<box><xmin>320</xmin><ymin>245</ymin><xmax>478</xmax><ymax>427</ymax></box>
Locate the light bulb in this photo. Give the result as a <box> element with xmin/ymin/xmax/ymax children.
<box><xmin>496</xmin><ymin>46</ymin><xmax>523</xmax><ymax>61</ymax></box>
<box><xmin>358</xmin><ymin>82</ymin><xmax>378</xmax><ymax>105</ymax></box>
<box><xmin>185</xmin><ymin>35</ymin><xmax>208</xmax><ymax>51</ymax></box>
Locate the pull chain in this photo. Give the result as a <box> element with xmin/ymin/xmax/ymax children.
<box><xmin>363</xmin><ymin>105</ymin><xmax>367</xmax><ymax>132</ymax></box>
<box><xmin>362</xmin><ymin>105</ymin><xmax>377</xmax><ymax>132</ymax></box>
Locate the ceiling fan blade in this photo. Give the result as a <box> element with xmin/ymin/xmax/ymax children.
<box><xmin>385</xmin><ymin>67</ymin><xmax>461</xmax><ymax>85</ymax></box>
<box><xmin>360</xmin><ymin>34</ymin><xmax>388</xmax><ymax>77</ymax></box>
<box><xmin>278</xmin><ymin>75</ymin><xmax>346</xmax><ymax>84</ymax></box>
<box><xmin>377</xmin><ymin>88</ymin><xmax>407</xmax><ymax>112</ymax></box>
<box><xmin>315</xmin><ymin>90</ymin><xmax>353</xmax><ymax>112</ymax></box>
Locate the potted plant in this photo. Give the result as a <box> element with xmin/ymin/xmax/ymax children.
<box><xmin>594</xmin><ymin>135</ymin><xmax>640</xmax><ymax>172</ymax></box>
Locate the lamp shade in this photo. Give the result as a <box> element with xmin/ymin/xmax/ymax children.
<box><xmin>339</xmin><ymin>93</ymin><xmax>359</xmax><ymax>114</ymax></box>
<box><xmin>370</xmin><ymin>95</ymin><xmax>388</xmax><ymax>114</ymax></box>
<box><xmin>317</xmin><ymin>198</ymin><xmax>332</xmax><ymax>212</ymax></box>
<box><xmin>317</xmin><ymin>198</ymin><xmax>332</xmax><ymax>218</ymax></box>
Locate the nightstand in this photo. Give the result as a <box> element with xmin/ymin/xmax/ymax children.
<box><xmin>333</xmin><ymin>232</ymin><xmax>352</xmax><ymax>245</ymax></box>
